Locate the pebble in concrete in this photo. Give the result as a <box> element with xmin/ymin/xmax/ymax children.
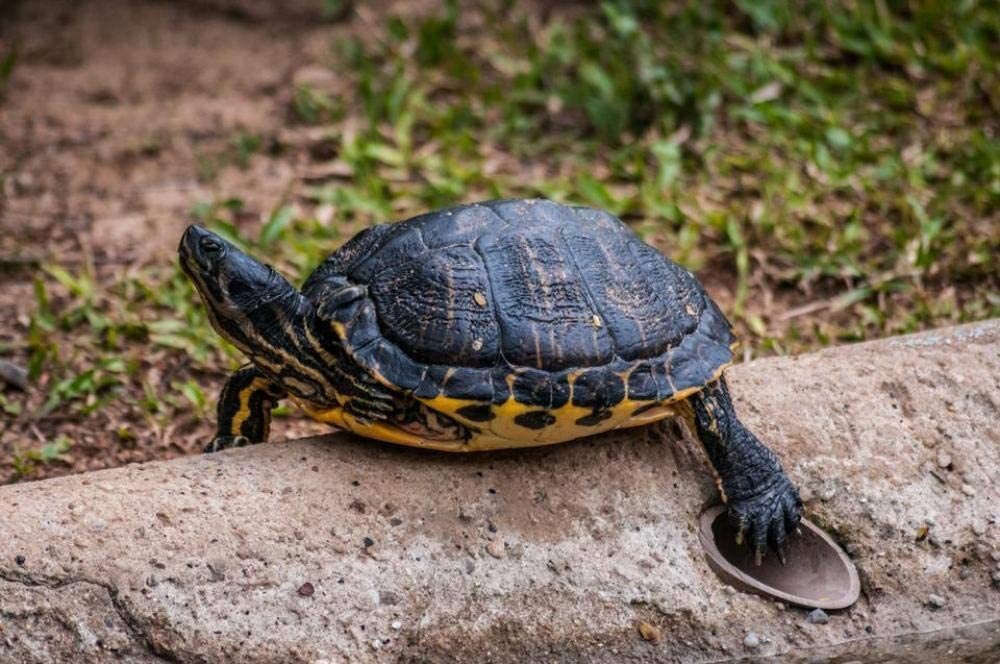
<box><xmin>806</xmin><ymin>609</ymin><xmax>830</xmax><ymax>625</ymax></box>
<box><xmin>637</xmin><ymin>621</ymin><xmax>661</xmax><ymax>643</ymax></box>
<box><xmin>936</xmin><ymin>451</ymin><xmax>952</xmax><ymax>468</ymax></box>
<box><xmin>486</xmin><ymin>540</ymin><xmax>506</xmax><ymax>559</ymax></box>
<box><xmin>744</xmin><ymin>632</ymin><xmax>761</xmax><ymax>649</ymax></box>
<box><xmin>928</xmin><ymin>593</ymin><xmax>947</xmax><ymax>609</ymax></box>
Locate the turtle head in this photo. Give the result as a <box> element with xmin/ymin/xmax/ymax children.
<box><xmin>179</xmin><ymin>225</ymin><xmax>304</xmax><ymax>356</ymax></box>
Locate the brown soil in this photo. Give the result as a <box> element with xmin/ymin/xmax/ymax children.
<box><xmin>0</xmin><ymin>0</ymin><xmax>369</xmax><ymax>480</ymax></box>
<box><xmin>0</xmin><ymin>0</ymin><xmax>976</xmax><ymax>485</ymax></box>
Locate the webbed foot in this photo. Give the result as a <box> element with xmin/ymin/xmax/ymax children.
<box><xmin>203</xmin><ymin>435</ymin><xmax>250</xmax><ymax>454</ymax></box>
<box><xmin>728</xmin><ymin>473</ymin><xmax>803</xmax><ymax>564</ymax></box>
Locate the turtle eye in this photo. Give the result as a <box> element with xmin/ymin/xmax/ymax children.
<box><xmin>200</xmin><ymin>236</ymin><xmax>224</xmax><ymax>257</ymax></box>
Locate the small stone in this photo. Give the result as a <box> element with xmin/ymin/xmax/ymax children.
<box><xmin>743</xmin><ymin>632</ymin><xmax>760</xmax><ymax>649</ymax></box>
<box><xmin>959</xmin><ymin>566</ymin><xmax>972</xmax><ymax>580</ymax></box>
<box><xmin>806</xmin><ymin>608</ymin><xmax>829</xmax><ymax>624</ymax></box>
<box><xmin>206</xmin><ymin>559</ymin><xmax>227</xmax><ymax>582</ymax></box>
<box><xmin>960</xmin><ymin>484</ymin><xmax>976</xmax><ymax>497</ymax></box>
<box><xmin>991</xmin><ymin>571</ymin><xmax>1000</xmax><ymax>587</ymax></box>
<box><xmin>145</xmin><ymin>575</ymin><xmax>158</xmax><ymax>587</ymax></box>
<box><xmin>991</xmin><ymin>551</ymin><xmax>1000</xmax><ymax>563</ymax></box>
<box><xmin>936</xmin><ymin>451</ymin><xmax>952</xmax><ymax>468</ymax></box>
<box><xmin>379</xmin><ymin>590</ymin><xmax>399</xmax><ymax>605</ymax></box>
<box><xmin>363</xmin><ymin>536</ymin><xmax>375</xmax><ymax>548</ymax></box>
<box><xmin>723</xmin><ymin>585</ymin><xmax>737</xmax><ymax>595</ymax></box>
<box><xmin>473</xmin><ymin>292</ymin><xmax>487</xmax><ymax>307</ymax></box>
<box><xmin>391</xmin><ymin>620</ymin><xmax>402</xmax><ymax>630</ymax></box>
<box><xmin>297</xmin><ymin>582</ymin><xmax>315</xmax><ymax>597</ymax></box>
<box><xmin>820</xmin><ymin>486</ymin><xmax>837</xmax><ymax>501</ymax></box>
<box><xmin>0</xmin><ymin>359</ymin><xmax>28</xmax><ymax>390</ymax></box>
<box><xmin>927</xmin><ymin>593</ymin><xmax>946</xmax><ymax>608</ymax></box>
<box><xmin>637</xmin><ymin>621</ymin><xmax>660</xmax><ymax>642</ymax></box>
<box><xmin>971</xmin><ymin>520</ymin><xmax>987</xmax><ymax>536</ymax></box>
<box><xmin>14</xmin><ymin>555</ymin><xmax>25</xmax><ymax>566</ymax></box>
<box><xmin>486</xmin><ymin>540</ymin><xmax>505</xmax><ymax>559</ymax></box>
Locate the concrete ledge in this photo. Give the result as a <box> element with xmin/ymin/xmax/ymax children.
<box><xmin>1</xmin><ymin>321</ymin><xmax>998</xmax><ymax>662</ymax></box>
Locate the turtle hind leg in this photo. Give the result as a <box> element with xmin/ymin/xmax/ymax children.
<box><xmin>206</xmin><ymin>365</ymin><xmax>286</xmax><ymax>453</ymax></box>
<box><xmin>683</xmin><ymin>376</ymin><xmax>803</xmax><ymax>563</ymax></box>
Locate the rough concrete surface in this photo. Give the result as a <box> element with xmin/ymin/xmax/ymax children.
<box><xmin>1</xmin><ymin>321</ymin><xmax>998</xmax><ymax>662</ymax></box>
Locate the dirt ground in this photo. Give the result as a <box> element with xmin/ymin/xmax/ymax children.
<box><xmin>0</xmin><ymin>0</ymin><xmax>994</xmax><ymax>485</ymax></box>
<box><xmin>0</xmin><ymin>0</ymin><xmax>379</xmax><ymax>480</ymax></box>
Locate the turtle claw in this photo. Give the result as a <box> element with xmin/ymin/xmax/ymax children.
<box><xmin>727</xmin><ymin>473</ymin><xmax>803</xmax><ymax>563</ymax></box>
<box><xmin>204</xmin><ymin>435</ymin><xmax>249</xmax><ymax>453</ymax></box>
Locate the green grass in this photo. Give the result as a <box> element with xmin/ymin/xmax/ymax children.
<box><xmin>10</xmin><ymin>435</ymin><xmax>73</xmax><ymax>479</ymax></box>
<box><xmin>5</xmin><ymin>0</ymin><xmax>998</xmax><ymax>478</ymax></box>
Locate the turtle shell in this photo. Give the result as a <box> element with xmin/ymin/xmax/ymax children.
<box><xmin>302</xmin><ymin>199</ymin><xmax>735</xmax><ymax>443</ymax></box>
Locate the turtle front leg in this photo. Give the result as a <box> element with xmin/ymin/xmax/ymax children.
<box><xmin>683</xmin><ymin>376</ymin><xmax>803</xmax><ymax>563</ymax></box>
<box><xmin>206</xmin><ymin>365</ymin><xmax>287</xmax><ymax>453</ymax></box>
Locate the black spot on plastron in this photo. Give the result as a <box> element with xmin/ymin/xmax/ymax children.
<box><xmin>575</xmin><ymin>410</ymin><xmax>613</xmax><ymax>427</ymax></box>
<box><xmin>514</xmin><ymin>411</ymin><xmax>556</xmax><ymax>430</ymax></box>
<box><xmin>631</xmin><ymin>403</ymin><xmax>660</xmax><ymax>417</ymax></box>
<box><xmin>456</xmin><ymin>404</ymin><xmax>495</xmax><ymax>422</ymax></box>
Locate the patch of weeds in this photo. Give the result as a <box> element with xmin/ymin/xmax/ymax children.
<box><xmin>194</xmin><ymin>131</ymin><xmax>267</xmax><ymax>181</ymax></box>
<box><xmin>0</xmin><ymin>45</ymin><xmax>16</xmax><ymax>100</ymax></box>
<box><xmin>231</xmin><ymin>131</ymin><xmax>263</xmax><ymax>169</ymax></box>
<box><xmin>194</xmin><ymin>149</ymin><xmax>221</xmax><ymax>182</ymax></box>
<box><xmin>0</xmin><ymin>393</ymin><xmax>22</xmax><ymax>416</ymax></box>
<box><xmin>292</xmin><ymin>84</ymin><xmax>342</xmax><ymax>124</ymax></box>
<box><xmin>169</xmin><ymin>379</ymin><xmax>209</xmax><ymax>417</ymax></box>
<box><xmin>37</xmin><ymin>356</ymin><xmax>129</xmax><ymax>417</ymax></box>
<box><xmin>11</xmin><ymin>435</ymin><xmax>73</xmax><ymax>479</ymax></box>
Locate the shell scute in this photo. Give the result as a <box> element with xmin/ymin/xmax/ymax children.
<box><xmin>475</xmin><ymin>228</ymin><xmax>613</xmax><ymax>370</ymax></box>
<box><xmin>369</xmin><ymin>245</ymin><xmax>500</xmax><ymax>367</ymax></box>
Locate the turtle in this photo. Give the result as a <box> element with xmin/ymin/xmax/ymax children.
<box><xmin>179</xmin><ymin>198</ymin><xmax>802</xmax><ymax>560</ymax></box>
